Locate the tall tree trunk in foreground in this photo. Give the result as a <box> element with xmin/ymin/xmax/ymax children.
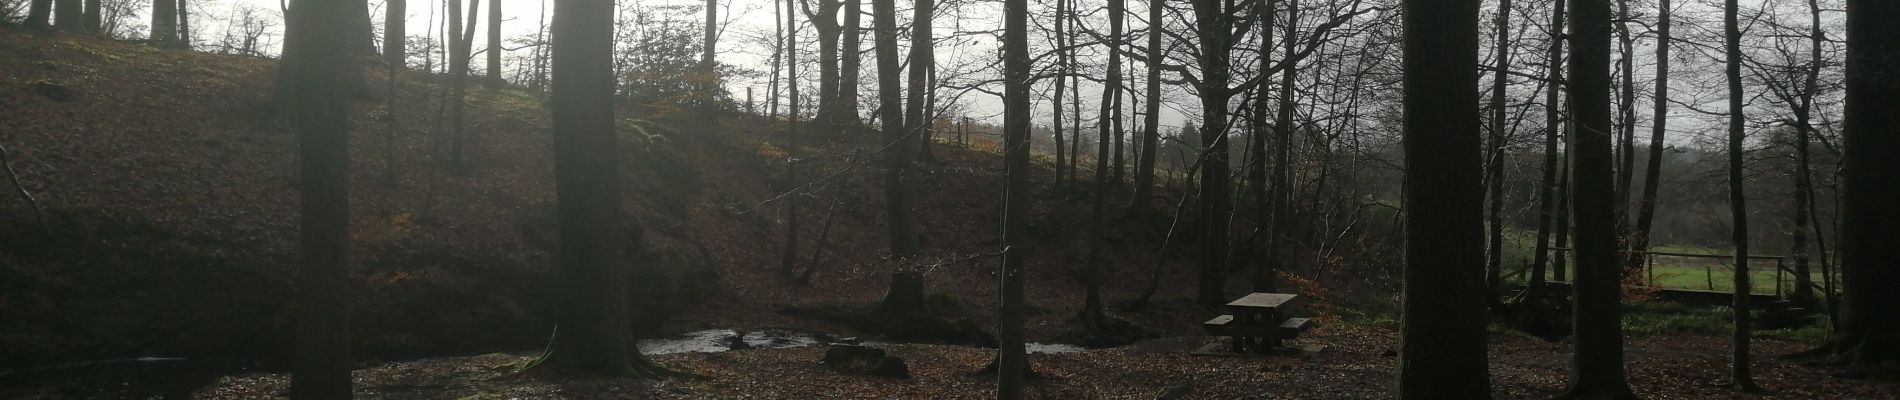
<box><xmin>281</xmin><ymin>0</ymin><xmax>354</xmax><ymax>394</ymax></box>
<box><xmin>1564</xmin><ymin>0</ymin><xmax>1638</xmax><ymax>397</ymax></box>
<box><xmin>1834</xmin><ymin>0</ymin><xmax>1900</xmax><ymax>371</ymax></box>
<box><xmin>386</xmin><ymin>0</ymin><xmax>407</xmax><ymax>69</ymax></box>
<box><xmin>997</xmin><ymin>0</ymin><xmax>1032</xmax><ymax>389</ymax></box>
<box><xmin>531</xmin><ymin>0</ymin><xmax>669</xmax><ymax>377</ymax></box>
<box><xmin>1124</xmin><ymin>0</ymin><xmax>1163</xmax><ymax>222</ymax></box>
<box><xmin>1525</xmin><ymin>0</ymin><xmax>1566</xmax><ymax>315</ymax></box>
<box><xmin>152</xmin><ymin>0</ymin><xmax>180</xmax><ymax>47</ymax></box>
<box><xmin>1484</xmin><ymin>0</ymin><xmax>1513</xmax><ymax>305</ymax></box>
<box><xmin>1628</xmin><ymin>0</ymin><xmax>1669</xmax><ymax>285</ymax></box>
<box><xmin>875</xmin><ymin>0</ymin><xmax>923</xmax><ymax>314</ymax></box>
<box><xmin>486</xmin><ymin>0</ymin><xmax>502</xmax><ymax>87</ymax></box>
<box><xmin>1397</xmin><ymin>0</ymin><xmax>1490</xmax><ymax>397</ymax></box>
<box><xmin>779</xmin><ymin>0</ymin><xmax>801</xmax><ymax>278</ymax></box>
<box><xmin>1722</xmin><ymin>0</ymin><xmax>1759</xmax><ymax>391</ymax></box>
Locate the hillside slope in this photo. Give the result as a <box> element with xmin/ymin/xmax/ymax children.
<box><xmin>0</xmin><ymin>31</ymin><xmax>1212</xmax><ymax>370</ymax></box>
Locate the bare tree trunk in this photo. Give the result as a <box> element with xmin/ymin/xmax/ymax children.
<box><xmin>1628</xmin><ymin>0</ymin><xmax>1669</xmax><ymax>285</ymax></box>
<box><xmin>152</xmin><ymin>0</ymin><xmax>181</xmax><ymax>47</ymax></box>
<box><xmin>998</xmin><ymin>0</ymin><xmax>1031</xmax><ymax>390</ymax></box>
<box><xmin>1124</xmin><ymin>0</ymin><xmax>1163</xmax><ymax>221</ymax></box>
<box><xmin>1564</xmin><ymin>0</ymin><xmax>1638</xmax><ymax>397</ymax></box>
<box><xmin>812</xmin><ymin>0</ymin><xmax>841</xmax><ymax>125</ymax></box>
<box><xmin>1396</xmin><ymin>0</ymin><xmax>1490</xmax><ymax>397</ymax></box>
<box><xmin>780</xmin><ymin>0</ymin><xmax>801</xmax><ymax>278</ymax></box>
<box><xmin>1245</xmin><ymin>0</ymin><xmax>1276</xmax><ymax>294</ymax></box>
<box><xmin>1613</xmin><ymin>0</ymin><xmax>1636</xmax><ymax>232</ymax></box>
<box><xmin>838</xmin><ymin>0</ymin><xmax>862</xmax><ymax>124</ymax></box>
<box><xmin>875</xmin><ymin>0</ymin><xmax>923</xmax><ymax>314</ymax></box>
<box><xmin>26</xmin><ymin>0</ymin><xmax>51</xmax><ymax>30</ymax></box>
<box><xmin>1722</xmin><ymin>0</ymin><xmax>1759</xmax><ymax>390</ymax></box>
<box><xmin>1267</xmin><ymin>0</ymin><xmax>1299</xmax><ymax>294</ymax></box>
<box><xmin>1483</xmin><ymin>0</ymin><xmax>1512</xmax><ymax>305</ymax></box>
<box><xmin>386</xmin><ymin>0</ymin><xmax>407</xmax><ymax>69</ymax></box>
<box><xmin>52</xmin><ymin>0</ymin><xmax>78</xmax><ymax>32</ymax></box>
<box><xmin>281</xmin><ymin>0</ymin><xmax>354</xmax><ymax>393</ymax></box>
<box><xmin>178</xmin><ymin>0</ymin><xmax>191</xmax><ymax>49</ymax></box>
<box><xmin>486</xmin><ymin>0</ymin><xmax>503</xmax><ymax>87</ymax></box>
<box><xmin>1524</xmin><ymin>0</ymin><xmax>1566</xmax><ymax>316</ymax></box>
<box><xmin>529</xmin><ymin>0</ymin><xmax>670</xmax><ymax>377</ymax></box>
<box><xmin>1833</xmin><ymin>0</ymin><xmax>1900</xmax><ymax>373</ymax></box>
<box><xmin>1189</xmin><ymin>0</ymin><xmax>1236</xmax><ymax>307</ymax></box>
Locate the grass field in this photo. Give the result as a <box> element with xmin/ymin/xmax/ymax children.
<box><xmin>1498</xmin><ymin>231</ymin><xmax>1829</xmax><ymax>295</ymax></box>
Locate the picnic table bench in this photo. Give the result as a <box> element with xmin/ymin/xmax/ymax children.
<box><xmin>1202</xmin><ymin>292</ymin><xmax>1315</xmax><ymax>354</ymax></box>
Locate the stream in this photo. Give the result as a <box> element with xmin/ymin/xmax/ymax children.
<box><xmin>0</xmin><ymin>329</ymin><xmax>1084</xmax><ymax>399</ymax></box>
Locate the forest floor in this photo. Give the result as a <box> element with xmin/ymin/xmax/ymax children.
<box><xmin>2</xmin><ymin>28</ymin><xmax>1895</xmax><ymax>400</ymax></box>
<box><xmin>186</xmin><ymin>323</ymin><xmax>1897</xmax><ymax>399</ymax></box>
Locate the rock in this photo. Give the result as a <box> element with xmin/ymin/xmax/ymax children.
<box><xmin>869</xmin><ymin>356</ymin><xmax>911</xmax><ymax>379</ymax></box>
<box><xmin>822</xmin><ymin>344</ymin><xmax>886</xmax><ymax>366</ymax></box>
<box><xmin>1381</xmin><ymin>349</ymin><xmax>1398</xmax><ymax>358</ymax></box>
<box><xmin>34</xmin><ymin>80</ymin><xmax>75</xmax><ymax>102</ymax></box>
<box><xmin>821</xmin><ymin>344</ymin><xmax>910</xmax><ymax>379</ymax></box>
<box><xmin>724</xmin><ymin>331</ymin><xmax>753</xmax><ymax>350</ymax></box>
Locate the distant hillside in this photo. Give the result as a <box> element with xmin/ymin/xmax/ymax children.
<box><xmin>0</xmin><ymin>31</ymin><xmax>1217</xmax><ymax>370</ymax></box>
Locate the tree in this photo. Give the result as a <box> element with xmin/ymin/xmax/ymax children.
<box><xmin>527</xmin><ymin>0</ymin><xmax>670</xmax><ymax>377</ymax></box>
<box><xmin>779</xmin><ymin>0</ymin><xmax>802</xmax><ymax>278</ymax></box>
<box><xmin>25</xmin><ymin>0</ymin><xmax>49</xmax><ymax>30</ymax></box>
<box><xmin>1523</xmin><ymin>0</ymin><xmax>1567</xmax><ymax>323</ymax></box>
<box><xmin>279</xmin><ymin>0</ymin><xmax>355</xmax><ymax>393</ymax></box>
<box><xmin>1395</xmin><ymin>0</ymin><xmax>1490</xmax><ymax>397</ymax></box>
<box><xmin>807</xmin><ymin>0</ymin><xmax>842</xmax><ymax>126</ymax></box>
<box><xmin>178</xmin><ymin>0</ymin><xmax>191</xmax><ymax>49</ymax></box>
<box><xmin>448</xmin><ymin>0</ymin><xmax>479</xmax><ymax>166</ymax></box>
<box><xmin>1722</xmin><ymin>0</ymin><xmax>1760</xmax><ymax>391</ymax></box>
<box><xmin>1483</xmin><ymin>0</ymin><xmax>1514</xmax><ymax>304</ymax></box>
<box><xmin>903</xmin><ymin>0</ymin><xmax>934</xmax><ymax>158</ymax></box>
<box><xmin>874</xmin><ymin>0</ymin><xmax>923</xmax><ymax>314</ymax></box>
<box><xmin>151</xmin><ymin>0</ymin><xmax>180</xmax><ymax>48</ymax></box>
<box><xmin>1187</xmin><ymin>0</ymin><xmax>1240</xmax><ymax>307</ymax></box>
<box><xmin>1123</xmin><ymin>0</ymin><xmax>1163</xmax><ymax>222</ymax></box>
<box><xmin>1833</xmin><ymin>0</ymin><xmax>1900</xmax><ymax>372</ymax></box>
<box><xmin>53</xmin><ymin>0</ymin><xmax>78</xmax><ymax>32</ymax></box>
<box><xmin>1083</xmin><ymin>0</ymin><xmax>1125</xmax><ymax>324</ymax></box>
<box><xmin>1625</xmin><ymin>0</ymin><xmax>1668</xmax><ymax>295</ymax></box>
<box><xmin>486</xmin><ymin>0</ymin><xmax>503</xmax><ymax>87</ymax></box>
<box><xmin>385</xmin><ymin>0</ymin><xmax>406</xmax><ymax>69</ymax></box>
<box><xmin>836</xmin><ymin>0</ymin><xmax>862</xmax><ymax>124</ymax></box>
<box><xmin>702</xmin><ymin>0</ymin><xmax>718</xmax><ymax>104</ymax></box>
<box><xmin>997</xmin><ymin>0</ymin><xmax>1031</xmax><ymax>392</ymax></box>
<box><xmin>1561</xmin><ymin>0</ymin><xmax>1638</xmax><ymax>397</ymax></box>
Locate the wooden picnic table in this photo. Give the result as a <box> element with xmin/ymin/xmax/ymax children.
<box><xmin>1204</xmin><ymin>292</ymin><xmax>1312</xmax><ymax>354</ymax></box>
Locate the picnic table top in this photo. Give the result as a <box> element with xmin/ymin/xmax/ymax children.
<box><xmin>1226</xmin><ymin>292</ymin><xmax>1297</xmax><ymax>310</ymax></box>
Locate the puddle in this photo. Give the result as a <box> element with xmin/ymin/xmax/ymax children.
<box><xmin>636</xmin><ymin>329</ymin><xmax>1086</xmax><ymax>355</ymax></box>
